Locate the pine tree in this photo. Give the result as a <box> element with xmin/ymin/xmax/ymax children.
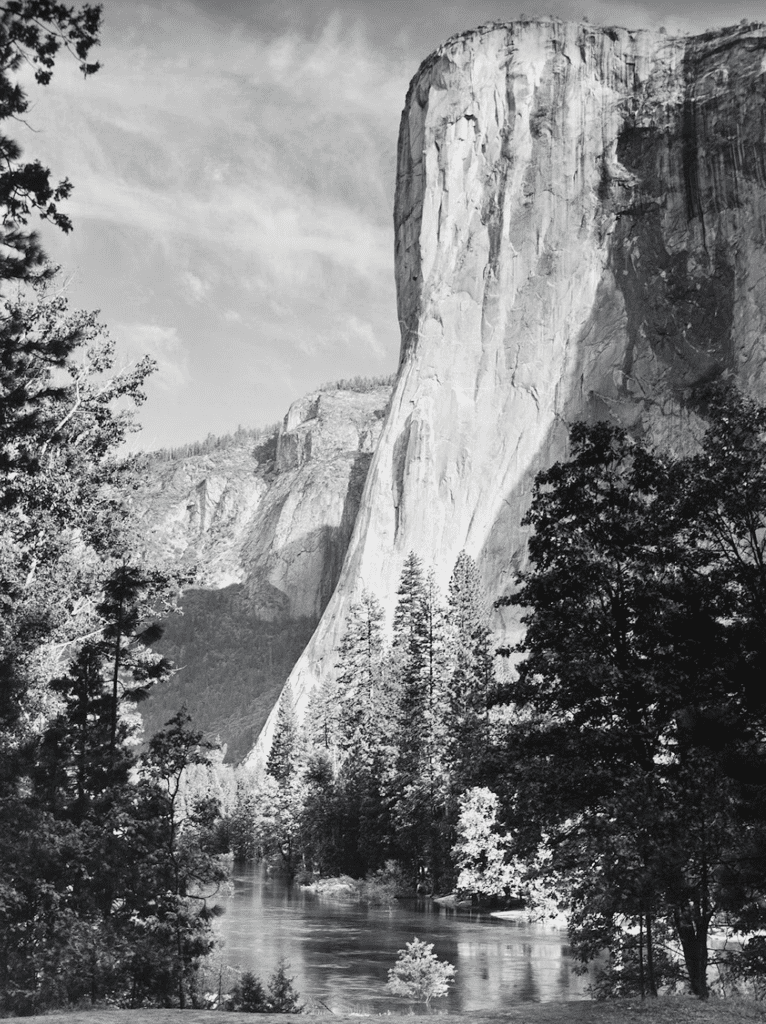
<box><xmin>387</xmin><ymin>938</ymin><xmax>456</xmax><ymax>1005</ymax></box>
<box><xmin>389</xmin><ymin>556</ymin><xmax>453</xmax><ymax>890</ymax></box>
<box><xmin>229</xmin><ymin>971</ymin><xmax>268</xmax><ymax>1011</ymax></box>
<box><xmin>304</xmin><ymin>673</ymin><xmax>343</xmax><ymax>756</ymax></box>
<box><xmin>446</xmin><ymin>551</ymin><xmax>495</xmax><ymax>786</ymax></box>
<box><xmin>266</xmin><ymin>960</ymin><xmax>302</xmax><ymax>1013</ymax></box>
<box><xmin>335</xmin><ymin>589</ymin><xmax>386</xmax><ymax>749</ymax></box>
<box><xmin>391</xmin><ymin>552</ymin><xmax>429</xmax><ymax>776</ymax></box>
<box><xmin>266</xmin><ymin>683</ymin><xmax>299</xmax><ymax>783</ymax></box>
<box><xmin>129</xmin><ymin>712</ymin><xmax>228</xmax><ymax>1008</ymax></box>
<box><xmin>338</xmin><ymin>590</ymin><xmax>396</xmax><ymax>874</ymax></box>
<box><xmin>0</xmin><ymin>5</ymin><xmax>234</xmax><ymax>1011</ymax></box>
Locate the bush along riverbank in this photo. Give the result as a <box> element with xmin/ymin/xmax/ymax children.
<box><xmin>296</xmin><ymin>860</ymin><xmax>412</xmax><ymax>905</ymax></box>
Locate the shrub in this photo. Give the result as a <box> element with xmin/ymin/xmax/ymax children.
<box><xmin>228</xmin><ymin>971</ymin><xmax>268</xmax><ymax>1012</ymax></box>
<box><xmin>267</xmin><ymin>961</ymin><xmax>303</xmax><ymax>1013</ymax></box>
<box><xmin>359</xmin><ymin>860</ymin><xmax>408</xmax><ymax>904</ymax></box>
<box><xmin>226</xmin><ymin>961</ymin><xmax>302</xmax><ymax>1013</ymax></box>
<box><xmin>386</xmin><ymin>937</ymin><xmax>456</xmax><ymax>1005</ymax></box>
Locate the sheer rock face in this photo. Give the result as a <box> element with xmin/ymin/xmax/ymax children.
<box><xmin>137</xmin><ymin>386</ymin><xmax>392</xmax><ymax>621</ymax></box>
<box><xmin>250</xmin><ymin>19</ymin><xmax>766</xmax><ymax>761</ymax></box>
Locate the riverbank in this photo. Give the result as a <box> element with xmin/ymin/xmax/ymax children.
<box><xmin>298</xmin><ymin>872</ymin><xmax>402</xmax><ymax>904</ymax></box>
<box><xmin>4</xmin><ymin>997</ymin><xmax>766</xmax><ymax>1023</ymax></box>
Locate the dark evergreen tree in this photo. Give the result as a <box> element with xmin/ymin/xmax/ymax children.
<box><xmin>0</xmin><ymin>4</ymin><xmax>235</xmax><ymax>1012</ymax></box>
<box><xmin>126</xmin><ymin>711</ymin><xmax>227</xmax><ymax>1009</ymax></box>
<box><xmin>299</xmin><ymin>592</ymin><xmax>395</xmax><ymax>877</ymax></box>
<box><xmin>228</xmin><ymin>971</ymin><xmax>267</xmax><ymax>1012</ymax></box>
<box><xmin>388</xmin><ymin>556</ymin><xmax>454</xmax><ymax>890</ymax></box>
<box><xmin>333</xmin><ymin>590</ymin><xmax>394</xmax><ymax>874</ymax></box>
<box><xmin>266</xmin><ymin>683</ymin><xmax>299</xmax><ymax>783</ymax></box>
<box><xmin>335</xmin><ymin>588</ymin><xmax>385</xmax><ymax>750</ymax></box>
<box><xmin>266</xmin><ymin>960</ymin><xmax>302</xmax><ymax>1013</ymax></box>
<box><xmin>494</xmin><ymin>400</ymin><xmax>766</xmax><ymax>999</ymax></box>
<box><xmin>446</xmin><ymin>551</ymin><xmax>495</xmax><ymax>787</ymax></box>
<box><xmin>391</xmin><ymin>551</ymin><xmax>429</xmax><ymax>778</ymax></box>
<box><xmin>304</xmin><ymin>670</ymin><xmax>343</xmax><ymax>755</ymax></box>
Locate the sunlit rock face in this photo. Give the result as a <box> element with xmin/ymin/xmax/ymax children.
<box><xmin>134</xmin><ymin>384</ymin><xmax>391</xmax><ymax>759</ymax></box>
<box><xmin>250</xmin><ymin>19</ymin><xmax>766</xmax><ymax>763</ymax></box>
<box><xmin>137</xmin><ymin>386</ymin><xmax>391</xmax><ymax>620</ymax></box>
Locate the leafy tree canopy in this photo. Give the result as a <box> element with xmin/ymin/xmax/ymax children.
<box><xmin>0</xmin><ymin>1</ymin><xmax>101</xmax><ymax>271</ymax></box>
<box><xmin>495</xmin><ymin>383</ymin><xmax>766</xmax><ymax>998</ymax></box>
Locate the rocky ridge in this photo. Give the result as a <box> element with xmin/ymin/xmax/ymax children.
<box><xmin>135</xmin><ymin>382</ymin><xmax>392</xmax><ymax>760</ymax></box>
<box><xmin>250</xmin><ymin>19</ymin><xmax>766</xmax><ymax>761</ymax></box>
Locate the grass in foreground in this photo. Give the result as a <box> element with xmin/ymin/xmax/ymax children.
<box><xmin>3</xmin><ymin>995</ymin><xmax>766</xmax><ymax>1024</ymax></box>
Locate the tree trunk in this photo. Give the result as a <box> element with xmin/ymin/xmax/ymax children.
<box><xmin>110</xmin><ymin>573</ymin><xmax>125</xmax><ymax>762</ymax></box>
<box><xmin>177</xmin><ymin>921</ymin><xmax>185</xmax><ymax>1009</ymax></box>
<box><xmin>674</xmin><ymin>909</ymin><xmax>709</xmax><ymax>998</ymax></box>
<box><xmin>646</xmin><ymin>912</ymin><xmax>658</xmax><ymax>997</ymax></box>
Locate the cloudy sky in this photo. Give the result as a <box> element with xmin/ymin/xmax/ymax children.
<box><xmin>22</xmin><ymin>0</ymin><xmax>766</xmax><ymax>450</ymax></box>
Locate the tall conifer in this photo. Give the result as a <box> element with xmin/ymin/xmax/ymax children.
<box><xmin>391</xmin><ymin>551</ymin><xmax>428</xmax><ymax>772</ymax></box>
<box><xmin>446</xmin><ymin>551</ymin><xmax>495</xmax><ymax>785</ymax></box>
<box><xmin>335</xmin><ymin>589</ymin><xmax>386</xmax><ymax>749</ymax></box>
<box><xmin>390</xmin><ymin>554</ymin><xmax>453</xmax><ymax>890</ymax></box>
<box><xmin>266</xmin><ymin>683</ymin><xmax>299</xmax><ymax>783</ymax></box>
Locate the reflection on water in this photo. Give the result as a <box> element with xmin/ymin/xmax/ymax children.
<box><xmin>214</xmin><ymin>862</ymin><xmax>591</xmax><ymax>1014</ymax></box>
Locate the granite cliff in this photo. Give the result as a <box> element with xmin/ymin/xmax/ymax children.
<box><xmin>135</xmin><ymin>382</ymin><xmax>392</xmax><ymax>760</ymax></box>
<box><xmin>250</xmin><ymin>18</ymin><xmax>766</xmax><ymax>761</ymax></box>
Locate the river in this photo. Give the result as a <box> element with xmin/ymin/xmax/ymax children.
<box><xmin>214</xmin><ymin>863</ymin><xmax>592</xmax><ymax>1014</ymax></box>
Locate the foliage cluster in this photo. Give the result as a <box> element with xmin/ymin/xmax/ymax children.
<box><xmin>3</xmin><ymin>0</ymin><xmax>766</xmax><ymax>1010</ymax></box>
<box><xmin>0</xmin><ymin>3</ymin><xmax>229</xmax><ymax>1013</ymax></box>
<box><xmin>491</xmin><ymin>383</ymin><xmax>766</xmax><ymax>1000</ymax></box>
<box><xmin>318</xmin><ymin>373</ymin><xmax>396</xmax><ymax>394</ymax></box>
<box><xmin>146</xmin><ymin>422</ymin><xmax>281</xmax><ymax>465</ymax></box>
<box><xmin>251</xmin><ymin>381</ymin><xmax>766</xmax><ymax>1004</ymax></box>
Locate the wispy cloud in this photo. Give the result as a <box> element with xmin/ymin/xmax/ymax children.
<box><xmin>307</xmin><ymin>314</ymin><xmax>386</xmax><ymax>360</ymax></box>
<box><xmin>16</xmin><ymin>0</ymin><xmax>404</xmax><ymax>428</ymax></box>
<box><xmin>115</xmin><ymin>323</ymin><xmax>189</xmax><ymax>392</ymax></box>
<box><xmin>25</xmin><ymin>2</ymin><xmax>402</xmax><ymax>280</ymax></box>
<box><xmin>182</xmin><ymin>271</ymin><xmax>210</xmax><ymax>303</ymax></box>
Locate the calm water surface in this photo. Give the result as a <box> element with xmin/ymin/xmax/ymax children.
<box><xmin>215</xmin><ymin>862</ymin><xmax>591</xmax><ymax>1014</ymax></box>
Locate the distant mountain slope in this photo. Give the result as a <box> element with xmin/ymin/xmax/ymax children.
<box><xmin>133</xmin><ymin>380</ymin><xmax>393</xmax><ymax>760</ymax></box>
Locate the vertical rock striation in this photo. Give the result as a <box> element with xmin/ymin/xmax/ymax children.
<box><xmin>250</xmin><ymin>19</ymin><xmax>766</xmax><ymax>762</ymax></box>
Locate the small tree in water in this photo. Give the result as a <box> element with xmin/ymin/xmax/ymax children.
<box><xmin>387</xmin><ymin>938</ymin><xmax>456</xmax><ymax>1005</ymax></box>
